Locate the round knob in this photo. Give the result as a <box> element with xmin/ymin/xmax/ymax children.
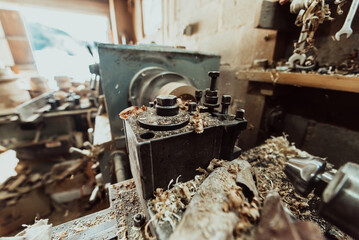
<box><xmin>156</xmin><ymin>95</ymin><xmax>177</xmax><ymax>106</ymax></box>
<box><xmin>221</xmin><ymin>95</ymin><xmax>231</xmax><ymax>114</ymax></box>
<box><xmin>133</xmin><ymin>213</ymin><xmax>145</xmax><ymax>227</ymax></box>
<box><xmin>235</xmin><ymin>109</ymin><xmax>245</xmax><ymax>120</ymax></box>
<box><xmin>188</xmin><ymin>102</ymin><xmax>197</xmax><ymax>113</ymax></box>
<box><xmin>155</xmin><ymin>95</ymin><xmax>179</xmax><ymax>116</ymax></box>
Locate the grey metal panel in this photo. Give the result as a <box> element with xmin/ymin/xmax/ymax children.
<box><xmin>98</xmin><ymin>44</ymin><xmax>220</xmax><ymax>142</ymax></box>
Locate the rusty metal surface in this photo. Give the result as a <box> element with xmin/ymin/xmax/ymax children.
<box><xmin>51</xmin><ymin>179</ymin><xmax>144</xmax><ymax>240</ymax></box>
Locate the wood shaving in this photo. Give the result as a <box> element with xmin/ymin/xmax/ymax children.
<box><xmin>293</xmin><ymin>0</ymin><xmax>334</xmax><ymax>65</ymax></box>
<box><xmin>190</xmin><ymin>112</ymin><xmax>205</xmax><ymax>134</ymax></box>
<box><xmin>176</xmin><ymin>98</ymin><xmax>188</xmax><ymax>111</ymax></box>
<box><xmin>240</xmin><ymin>135</ymin><xmax>328</xmax><ymax>230</ymax></box>
<box><xmin>119</xmin><ymin>106</ymin><xmax>147</xmax><ymax>120</ymax></box>
<box><xmin>146</xmin><ymin>171</ymin><xmax>207</xmax><ymax>237</ymax></box>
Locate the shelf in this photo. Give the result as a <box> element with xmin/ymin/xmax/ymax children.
<box><xmin>236</xmin><ymin>70</ymin><xmax>359</xmax><ymax>94</ymax></box>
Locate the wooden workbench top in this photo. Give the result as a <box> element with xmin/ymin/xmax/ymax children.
<box><xmin>236</xmin><ymin>70</ymin><xmax>359</xmax><ymax>93</ymax></box>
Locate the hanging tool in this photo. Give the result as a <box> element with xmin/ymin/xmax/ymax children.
<box><xmin>288</xmin><ymin>10</ymin><xmax>311</xmax><ymax>68</ymax></box>
<box><xmin>335</xmin><ymin>0</ymin><xmax>359</xmax><ymax>41</ymax></box>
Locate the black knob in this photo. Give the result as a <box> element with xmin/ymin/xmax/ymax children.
<box><xmin>55</xmin><ymin>99</ymin><xmax>61</xmax><ymax>107</ymax></box>
<box><xmin>156</xmin><ymin>95</ymin><xmax>177</xmax><ymax>106</ymax></box>
<box><xmin>188</xmin><ymin>102</ymin><xmax>197</xmax><ymax>113</ymax></box>
<box><xmin>156</xmin><ymin>95</ymin><xmax>179</xmax><ymax>116</ymax></box>
<box><xmin>235</xmin><ymin>109</ymin><xmax>245</xmax><ymax>120</ymax></box>
<box><xmin>48</xmin><ymin>98</ymin><xmax>56</xmax><ymax>110</ymax></box>
<box><xmin>208</xmin><ymin>71</ymin><xmax>220</xmax><ymax>91</ymax></box>
<box><xmin>74</xmin><ymin>95</ymin><xmax>81</xmax><ymax>105</ymax></box>
<box><xmin>221</xmin><ymin>95</ymin><xmax>231</xmax><ymax>114</ymax></box>
<box><xmin>149</xmin><ymin>101</ymin><xmax>154</xmax><ymax>108</ymax></box>
<box><xmin>133</xmin><ymin>213</ymin><xmax>145</xmax><ymax>227</ymax></box>
<box><xmin>195</xmin><ymin>90</ymin><xmax>203</xmax><ymax>104</ymax></box>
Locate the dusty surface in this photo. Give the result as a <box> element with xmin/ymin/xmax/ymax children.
<box><xmin>127</xmin><ymin>109</ymin><xmax>222</xmax><ymax>142</ymax></box>
<box><xmin>241</xmin><ymin>136</ymin><xmax>350</xmax><ymax>239</ymax></box>
<box><xmin>111</xmin><ymin>180</ymin><xmax>145</xmax><ymax>239</ymax></box>
<box><xmin>145</xmin><ymin>136</ymin><xmax>349</xmax><ymax>240</ymax></box>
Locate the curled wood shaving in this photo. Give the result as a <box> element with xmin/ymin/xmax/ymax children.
<box><xmin>176</xmin><ymin>98</ymin><xmax>188</xmax><ymax>111</ymax></box>
<box><xmin>224</xmin><ymin>185</ymin><xmax>261</xmax><ymax>237</ymax></box>
<box><xmin>240</xmin><ymin>135</ymin><xmax>323</xmax><ymax>225</ymax></box>
<box><xmin>119</xmin><ymin>106</ymin><xmax>147</xmax><ymax>120</ymax></box>
<box><xmin>147</xmin><ymin>172</ymin><xmax>207</xmax><ymax>237</ymax></box>
<box><xmin>293</xmin><ymin>0</ymin><xmax>334</xmax><ymax>65</ymax></box>
<box><xmin>335</xmin><ymin>0</ymin><xmax>347</xmax><ymax>15</ymax></box>
<box><xmin>206</xmin><ymin>158</ymin><xmax>226</xmax><ymax>172</ymax></box>
<box><xmin>190</xmin><ymin>112</ymin><xmax>206</xmax><ymax>134</ymax></box>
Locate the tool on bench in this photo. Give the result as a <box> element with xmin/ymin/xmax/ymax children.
<box><xmin>284</xmin><ymin>157</ymin><xmax>359</xmax><ymax>239</ymax></box>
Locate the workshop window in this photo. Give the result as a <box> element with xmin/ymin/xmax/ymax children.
<box><xmin>22</xmin><ymin>7</ymin><xmax>110</xmax><ymax>87</ymax></box>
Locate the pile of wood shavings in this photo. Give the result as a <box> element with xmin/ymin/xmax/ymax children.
<box><xmin>223</xmin><ymin>185</ymin><xmax>261</xmax><ymax>237</ymax></box>
<box><xmin>145</xmin><ymin>172</ymin><xmax>207</xmax><ymax>238</ymax></box>
<box><xmin>240</xmin><ymin>135</ymin><xmax>327</xmax><ymax>226</ymax></box>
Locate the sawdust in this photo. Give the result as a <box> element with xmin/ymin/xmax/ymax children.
<box><xmin>120</xmin><ymin>106</ymin><xmax>148</xmax><ymax>120</ymax></box>
<box><xmin>127</xmin><ymin>109</ymin><xmax>222</xmax><ymax>142</ymax></box>
<box><xmin>146</xmin><ymin>174</ymin><xmax>207</xmax><ymax>238</ymax></box>
<box><xmin>112</xmin><ymin>180</ymin><xmax>145</xmax><ymax>239</ymax></box>
<box><xmin>239</xmin><ymin>135</ymin><xmax>329</xmax><ymax>231</ymax></box>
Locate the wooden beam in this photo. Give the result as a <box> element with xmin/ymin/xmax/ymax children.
<box><xmin>111</xmin><ymin>0</ymin><xmax>136</xmax><ymax>44</ymax></box>
<box><xmin>236</xmin><ymin>70</ymin><xmax>359</xmax><ymax>94</ymax></box>
<box><xmin>0</xmin><ymin>0</ymin><xmax>109</xmax><ymax>16</ymax></box>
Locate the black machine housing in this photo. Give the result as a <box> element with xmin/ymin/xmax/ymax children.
<box><xmin>123</xmin><ymin>72</ymin><xmax>247</xmax><ymax>200</ymax></box>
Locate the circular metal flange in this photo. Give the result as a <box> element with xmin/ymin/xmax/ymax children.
<box><xmin>137</xmin><ymin>109</ymin><xmax>190</xmax><ymax>131</ymax></box>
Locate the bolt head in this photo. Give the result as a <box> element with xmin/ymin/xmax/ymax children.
<box><xmin>208</xmin><ymin>71</ymin><xmax>220</xmax><ymax>78</ymax></box>
<box><xmin>188</xmin><ymin>102</ymin><xmax>197</xmax><ymax>112</ymax></box>
<box><xmin>222</xmin><ymin>95</ymin><xmax>231</xmax><ymax>104</ymax></box>
<box><xmin>205</xmin><ymin>89</ymin><xmax>218</xmax><ymax>96</ymax></box>
<box><xmin>236</xmin><ymin>109</ymin><xmax>245</xmax><ymax>119</ymax></box>
<box><xmin>156</xmin><ymin>95</ymin><xmax>177</xmax><ymax>106</ymax></box>
<box><xmin>133</xmin><ymin>213</ymin><xmax>145</xmax><ymax>227</ymax></box>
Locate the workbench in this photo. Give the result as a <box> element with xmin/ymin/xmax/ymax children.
<box><xmin>236</xmin><ymin>69</ymin><xmax>359</xmax><ymax>150</ymax></box>
<box><xmin>237</xmin><ymin>70</ymin><xmax>359</xmax><ymax>94</ymax></box>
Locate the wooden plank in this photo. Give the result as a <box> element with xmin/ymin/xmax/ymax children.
<box><xmin>7</xmin><ymin>39</ymin><xmax>34</xmax><ymax>65</ymax></box>
<box><xmin>93</xmin><ymin>114</ymin><xmax>112</xmax><ymax>146</ymax></box>
<box><xmin>0</xmin><ymin>10</ymin><xmax>26</xmax><ymax>37</ymax></box>
<box><xmin>112</xmin><ymin>0</ymin><xmax>136</xmax><ymax>44</ymax></box>
<box><xmin>236</xmin><ymin>70</ymin><xmax>359</xmax><ymax>94</ymax></box>
<box><xmin>0</xmin><ymin>0</ymin><xmax>109</xmax><ymax>16</ymax></box>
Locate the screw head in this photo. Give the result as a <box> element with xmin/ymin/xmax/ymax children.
<box><xmin>156</xmin><ymin>95</ymin><xmax>177</xmax><ymax>106</ymax></box>
<box><xmin>208</xmin><ymin>71</ymin><xmax>220</xmax><ymax>78</ymax></box>
<box><xmin>236</xmin><ymin>109</ymin><xmax>245</xmax><ymax>119</ymax></box>
<box><xmin>221</xmin><ymin>95</ymin><xmax>231</xmax><ymax>104</ymax></box>
<box><xmin>188</xmin><ymin>102</ymin><xmax>197</xmax><ymax>112</ymax></box>
<box><xmin>133</xmin><ymin>213</ymin><xmax>145</xmax><ymax>227</ymax></box>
